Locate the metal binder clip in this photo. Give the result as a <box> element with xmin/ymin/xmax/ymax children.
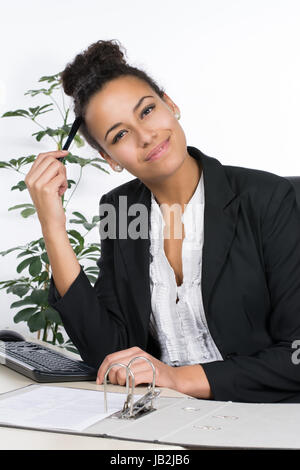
<box><xmin>103</xmin><ymin>356</ymin><xmax>160</xmax><ymax>420</ymax></box>
<box><xmin>103</xmin><ymin>363</ymin><xmax>135</xmax><ymax>415</ymax></box>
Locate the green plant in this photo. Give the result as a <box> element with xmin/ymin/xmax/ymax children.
<box><xmin>0</xmin><ymin>73</ymin><xmax>109</xmax><ymax>353</ymax></box>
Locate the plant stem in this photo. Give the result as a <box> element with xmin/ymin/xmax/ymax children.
<box><xmin>29</xmin><ymin>117</ymin><xmax>58</xmax><ymax>146</ymax></box>
<box><xmin>48</xmin><ymin>94</ymin><xmax>65</xmax><ymax>121</ymax></box>
<box><xmin>61</xmin><ymin>88</ymin><xmax>67</xmax><ymax>115</ymax></box>
<box><xmin>52</xmin><ymin>324</ymin><xmax>58</xmax><ymax>345</ymax></box>
<box><xmin>64</xmin><ymin>166</ymin><xmax>83</xmax><ymax>210</ymax></box>
<box><xmin>42</xmin><ymin>321</ymin><xmax>49</xmax><ymax>342</ymax></box>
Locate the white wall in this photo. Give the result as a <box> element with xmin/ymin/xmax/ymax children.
<box><xmin>1</xmin><ymin>0</ymin><xmax>299</xmax><ymax>338</ymax></box>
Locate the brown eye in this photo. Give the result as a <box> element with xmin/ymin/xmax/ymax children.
<box><xmin>141</xmin><ymin>104</ymin><xmax>155</xmax><ymax>118</ymax></box>
<box><xmin>112</xmin><ymin>105</ymin><xmax>155</xmax><ymax>144</ymax></box>
<box><xmin>112</xmin><ymin>130</ymin><xmax>126</xmax><ymax>144</ymax></box>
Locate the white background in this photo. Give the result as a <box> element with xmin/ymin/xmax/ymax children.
<box><xmin>0</xmin><ymin>0</ymin><xmax>299</xmax><ymax>338</ymax></box>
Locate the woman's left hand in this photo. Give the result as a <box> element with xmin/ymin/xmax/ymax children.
<box><xmin>96</xmin><ymin>346</ymin><xmax>177</xmax><ymax>389</ymax></box>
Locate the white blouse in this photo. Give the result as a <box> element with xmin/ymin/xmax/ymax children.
<box><xmin>149</xmin><ymin>172</ymin><xmax>223</xmax><ymax>366</ymax></box>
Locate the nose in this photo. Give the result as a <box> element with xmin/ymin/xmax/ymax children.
<box><xmin>136</xmin><ymin>126</ymin><xmax>158</xmax><ymax>147</ymax></box>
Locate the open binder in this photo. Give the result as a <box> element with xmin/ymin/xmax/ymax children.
<box><xmin>103</xmin><ymin>356</ymin><xmax>161</xmax><ymax>419</ymax></box>
<box><xmin>1</xmin><ymin>356</ymin><xmax>300</xmax><ymax>449</ymax></box>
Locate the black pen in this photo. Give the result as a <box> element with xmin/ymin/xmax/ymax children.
<box><xmin>58</xmin><ymin>116</ymin><xmax>83</xmax><ymax>162</ymax></box>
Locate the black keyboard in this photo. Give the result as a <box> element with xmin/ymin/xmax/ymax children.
<box><xmin>0</xmin><ymin>341</ymin><xmax>97</xmax><ymax>383</ymax></box>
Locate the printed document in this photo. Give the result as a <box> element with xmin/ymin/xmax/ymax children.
<box><xmin>0</xmin><ymin>385</ymin><xmax>134</xmax><ymax>432</ymax></box>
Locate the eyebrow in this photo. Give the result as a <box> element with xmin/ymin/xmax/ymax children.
<box><xmin>104</xmin><ymin>95</ymin><xmax>154</xmax><ymax>141</ymax></box>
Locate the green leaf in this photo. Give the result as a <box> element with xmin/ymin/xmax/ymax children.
<box><xmin>80</xmin><ymin>247</ymin><xmax>100</xmax><ymax>256</ymax></box>
<box><xmin>28</xmin><ymin>104</ymin><xmax>53</xmax><ymax>118</ymax></box>
<box><xmin>41</xmin><ymin>252</ymin><xmax>49</xmax><ymax>264</ymax></box>
<box><xmin>38</xmin><ymin>103</ymin><xmax>54</xmax><ymax>112</ymax></box>
<box><xmin>37</xmin><ymin>271</ymin><xmax>49</xmax><ymax>284</ymax></box>
<box><xmin>64</xmin><ymin>344</ymin><xmax>79</xmax><ymax>355</ymax></box>
<box><xmin>10</xmin><ymin>295</ymin><xmax>36</xmax><ymax>308</ymax></box>
<box><xmin>39</xmin><ymin>73</ymin><xmax>60</xmax><ymax>83</ymax></box>
<box><xmin>29</xmin><ymin>106</ymin><xmax>39</xmax><ymax>115</ymax></box>
<box><xmin>25</xmin><ymin>88</ymin><xmax>47</xmax><ymax>97</ymax></box>
<box><xmin>72</xmin><ymin>211</ymin><xmax>87</xmax><ymax>222</ymax></box>
<box><xmin>31</xmin><ymin>289</ymin><xmax>49</xmax><ymax>306</ymax></box>
<box><xmin>21</xmin><ymin>207</ymin><xmax>36</xmax><ymax>218</ymax></box>
<box><xmin>8</xmin><ymin>284</ymin><xmax>30</xmax><ymax>297</ymax></box>
<box><xmin>8</xmin><ymin>203</ymin><xmax>34</xmax><ymax>212</ymax></box>
<box><xmin>14</xmin><ymin>307</ymin><xmax>38</xmax><ymax>323</ymax></box>
<box><xmin>11</xmin><ymin>180</ymin><xmax>27</xmax><ymax>192</ymax></box>
<box><xmin>2</xmin><ymin>109</ymin><xmax>30</xmax><ymax>118</ymax></box>
<box><xmin>28</xmin><ymin>311</ymin><xmax>46</xmax><ymax>332</ymax></box>
<box><xmin>38</xmin><ymin>239</ymin><xmax>46</xmax><ymax>250</ymax></box>
<box><xmin>74</xmin><ymin>135</ymin><xmax>85</xmax><ymax>147</ymax></box>
<box><xmin>29</xmin><ymin>258</ymin><xmax>42</xmax><ymax>276</ymax></box>
<box><xmin>55</xmin><ymin>332</ymin><xmax>64</xmax><ymax>344</ymax></box>
<box><xmin>83</xmin><ymin>223</ymin><xmax>95</xmax><ymax>231</ymax></box>
<box><xmin>84</xmin><ymin>266</ymin><xmax>99</xmax><ymax>272</ymax></box>
<box><xmin>0</xmin><ymin>246</ymin><xmax>22</xmax><ymax>256</ymax></box>
<box><xmin>17</xmin><ymin>250</ymin><xmax>34</xmax><ymax>259</ymax></box>
<box><xmin>67</xmin><ymin>179</ymin><xmax>76</xmax><ymax>189</ymax></box>
<box><xmin>74</xmin><ymin>245</ymin><xmax>83</xmax><ymax>256</ymax></box>
<box><xmin>0</xmin><ymin>161</ymin><xmax>11</xmax><ymax>169</ymax></box>
<box><xmin>86</xmin><ymin>275</ymin><xmax>98</xmax><ymax>284</ymax></box>
<box><xmin>44</xmin><ymin>307</ymin><xmax>62</xmax><ymax>324</ymax></box>
<box><xmin>17</xmin><ymin>256</ymin><xmax>38</xmax><ymax>273</ymax></box>
<box><xmin>32</xmin><ymin>130</ymin><xmax>46</xmax><ymax>141</ymax></box>
<box><xmin>91</xmin><ymin>163</ymin><xmax>106</xmax><ymax>171</ymax></box>
<box><xmin>68</xmin><ymin>229</ymin><xmax>84</xmax><ymax>247</ymax></box>
<box><xmin>69</xmin><ymin>219</ymin><xmax>83</xmax><ymax>225</ymax></box>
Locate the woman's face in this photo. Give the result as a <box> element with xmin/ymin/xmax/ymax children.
<box><xmin>84</xmin><ymin>75</ymin><xmax>188</xmax><ymax>184</ymax></box>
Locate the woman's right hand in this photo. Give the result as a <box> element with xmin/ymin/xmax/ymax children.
<box><xmin>25</xmin><ymin>150</ymin><xmax>69</xmax><ymax>231</ymax></box>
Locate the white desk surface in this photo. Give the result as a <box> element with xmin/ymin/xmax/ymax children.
<box><xmin>0</xmin><ymin>338</ymin><xmax>187</xmax><ymax>450</ymax></box>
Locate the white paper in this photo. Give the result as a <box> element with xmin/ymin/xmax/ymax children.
<box><xmin>0</xmin><ymin>385</ymin><xmax>139</xmax><ymax>432</ymax></box>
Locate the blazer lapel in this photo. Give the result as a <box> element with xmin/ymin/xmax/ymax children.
<box><xmin>188</xmin><ymin>147</ymin><xmax>240</xmax><ymax>317</ymax></box>
<box><xmin>118</xmin><ymin>146</ymin><xmax>240</xmax><ymax>333</ymax></box>
<box><xmin>118</xmin><ymin>182</ymin><xmax>152</xmax><ymax>338</ymax></box>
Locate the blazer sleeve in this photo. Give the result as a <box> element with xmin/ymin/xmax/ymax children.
<box><xmin>47</xmin><ymin>193</ymin><xmax>130</xmax><ymax>368</ymax></box>
<box><xmin>201</xmin><ymin>177</ymin><xmax>300</xmax><ymax>403</ymax></box>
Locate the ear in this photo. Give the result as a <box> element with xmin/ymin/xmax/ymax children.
<box><xmin>162</xmin><ymin>92</ymin><xmax>180</xmax><ymax>117</ymax></box>
<box><xmin>99</xmin><ymin>150</ymin><xmax>113</xmax><ymax>166</ymax></box>
<box><xmin>98</xmin><ymin>151</ymin><xmax>119</xmax><ymax>171</ymax></box>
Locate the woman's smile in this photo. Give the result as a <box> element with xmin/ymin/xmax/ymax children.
<box><xmin>145</xmin><ymin>136</ymin><xmax>171</xmax><ymax>162</ymax></box>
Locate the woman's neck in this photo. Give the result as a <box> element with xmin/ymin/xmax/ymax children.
<box><xmin>145</xmin><ymin>152</ymin><xmax>202</xmax><ymax>208</ymax></box>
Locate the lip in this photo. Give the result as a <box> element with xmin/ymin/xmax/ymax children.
<box><xmin>145</xmin><ymin>137</ymin><xmax>170</xmax><ymax>162</ymax></box>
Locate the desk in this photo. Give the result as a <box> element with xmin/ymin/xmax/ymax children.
<box><xmin>0</xmin><ymin>338</ymin><xmax>187</xmax><ymax>450</ymax></box>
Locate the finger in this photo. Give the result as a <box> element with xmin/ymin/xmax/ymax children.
<box><xmin>97</xmin><ymin>352</ymin><xmax>136</xmax><ymax>385</ymax></box>
<box><xmin>31</xmin><ymin>150</ymin><xmax>68</xmax><ymax>170</ymax></box>
<box><xmin>114</xmin><ymin>365</ymin><xmax>154</xmax><ymax>387</ymax></box>
<box><xmin>96</xmin><ymin>347</ymin><xmax>144</xmax><ymax>384</ymax></box>
<box><xmin>107</xmin><ymin>356</ymin><xmax>154</xmax><ymax>386</ymax></box>
<box><xmin>30</xmin><ymin>159</ymin><xmax>65</xmax><ymax>191</ymax></box>
<box><xmin>36</xmin><ymin>173</ymin><xmax>67</xmax><ymax>200</ymax></box>
<box><xmin>26</xmin><ymin>151</ymin><xmax>68</xmax><ymax>181</ymax></box>
<box><xmin>26</xmin><ymin>156</ymin><xmax>66</xmax><ymax>188</ymax></box>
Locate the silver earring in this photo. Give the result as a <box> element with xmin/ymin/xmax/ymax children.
<box><xmin>114</xmin><ymin>164</ymin><xmax>123</xmax><ymax>172</ymax></box>
<box><xmin>175</xmin><ymin>111</ymin><xmax>181</xmax><ymax>120</ymax></box>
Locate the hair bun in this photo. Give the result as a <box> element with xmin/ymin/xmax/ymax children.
<box><xmin>60</xmin><ymin>39</ymin><xmax>127</xmax><ymax>97</ymax></box>
<box><xmin>86</xmin><ymin>39</ymin><xmax>127</xmax><ymax>68</ymax></box>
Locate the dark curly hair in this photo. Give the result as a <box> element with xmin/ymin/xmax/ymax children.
<box><xmin>60</xmin><ymin>39</ymin><xmax>165</xmax><ymax>153</ymax></box>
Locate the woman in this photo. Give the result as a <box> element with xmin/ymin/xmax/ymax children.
<box><xmin>25</xmin><ymin>40</ymin><xmax>300</xmax><ymax>403</ymax></box>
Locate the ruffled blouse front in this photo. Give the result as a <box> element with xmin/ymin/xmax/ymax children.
<box><xmin>149</xmin><ymin>172</ymin><xmax>223</xmax><ymax>366</ymax></box>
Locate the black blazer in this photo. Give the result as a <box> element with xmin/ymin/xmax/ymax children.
<box><xmin>48</xmin><ymin>146</ymin><xmax>300</xmax><ymax>403</ymax></box>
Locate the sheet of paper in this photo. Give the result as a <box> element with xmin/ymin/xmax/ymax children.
<box><xmin>0</xmin><ymin>385</ymin><xmax>138</xmax><ymax>432</ymax></box>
